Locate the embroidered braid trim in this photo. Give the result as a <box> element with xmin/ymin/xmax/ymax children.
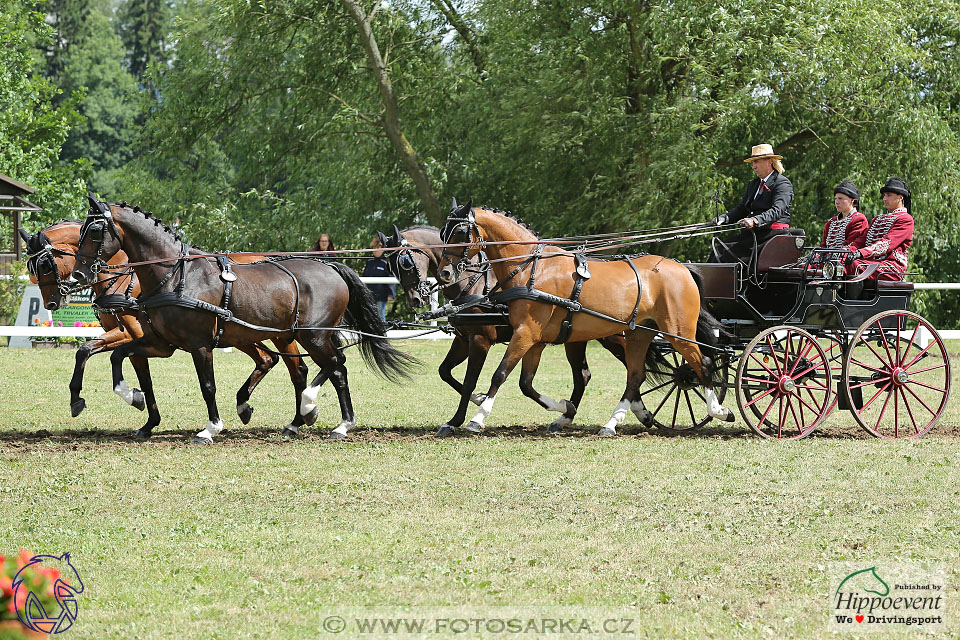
<box><xmin>825</xmin><ymin>212</ymin><xmax>856</xmax><ymax>248</ymax></box>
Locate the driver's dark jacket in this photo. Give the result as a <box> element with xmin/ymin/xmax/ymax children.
<box><xmin>726</xmin><ymin>171</ymin><xmax>793</xmax><ymax>228</ymax></box>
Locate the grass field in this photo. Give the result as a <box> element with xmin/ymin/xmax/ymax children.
<box><xmin>1</xmin><ymin>340</ymin><xmax>959</xmax><ymax>639</ymax></box>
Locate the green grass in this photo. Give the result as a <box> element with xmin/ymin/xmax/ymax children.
<box><xmin>1</xmin><ymin>341</ymin><xmax>959</xmax><ymax>639</ymax></box>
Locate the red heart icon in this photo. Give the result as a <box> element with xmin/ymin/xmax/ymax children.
<box><xmin>856</xmin><ymin>615</ymin><xmax>864</xmax><ymax>623</ymax></box>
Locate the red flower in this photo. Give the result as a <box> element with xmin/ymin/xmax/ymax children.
<box><xmin>0</xmin><ymin>575</ymin><xmax>12</xmax><ymax>597</ymax></box>
<box><xmin>17</xmin><ymin>549</ymin><xmax>33</xmax><ymax>569</ymax></box>
<box><xmin>11</xmin><ymin>584</ymin><xmax>27</xmax><ymax>613</ymax></box>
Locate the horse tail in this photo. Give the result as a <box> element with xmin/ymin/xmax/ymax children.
<box><xmin>325</xmin><ymin>262</ymin><xmax>420</xmax><ymax>382</ymax></box>
<box><xmin>686</xmin><ymin>264</ymin><xmax>729</xmax><ymax>384</ymax></box>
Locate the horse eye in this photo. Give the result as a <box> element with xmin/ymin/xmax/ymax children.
<box><xmin>398</xmin><ymin>254</ymin><xmax>414</xmax><ymax>270</ymax></box>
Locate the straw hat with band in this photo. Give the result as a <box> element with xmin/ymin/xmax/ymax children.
<box><xmin>744</xmin><ymin>144</ymin><xmax>784</xmax><ymax>174</ymax></box>
<box><xmin>880</xmin><ymin>176</ymin><xmax>911</xmax><ymax>213</ymax></box>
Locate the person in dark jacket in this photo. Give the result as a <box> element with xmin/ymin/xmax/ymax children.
<box><xmin>710</xmin><ymin>144</ymin><xmax>794</xmax><ymax>264</ymax></box>
<box><xmin>362</xmin><ymin>236</ymin><xmax>396</xmax><ymax>321</ymax></box>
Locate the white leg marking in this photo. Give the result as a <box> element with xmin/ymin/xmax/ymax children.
<box><xmin>114</xmin><ymin>380</ymin><xmax>135</xmax><ymax>405</ymax></box>
<box><xmin>705</xmin><ymin>388</ymin><xmax>730</xmax><ymax>420</ymax></box>
<box><xmin>300</xmin><ymin>384</ymin><xmax>321</xmax><ymax>416</ymax></box>
<box><xmin>237</xmin><ymin>402</ymin><xmax>250</xmax><ymax>416</ymax></box>
<box><xmin>539</xmin><ymin>395</ymin><xmax>567</xmax><ymax>413</ymax></box>
<box><xmin>195</xmin><ymin>419</ymin><xmax>224</xmax><ymax>441</ymax></box>
<box><xmin>630</xmin><ymin>400</ymin><xmax>648</xmax><ymax>418</ymax></box>
<box><xmin>601</xmin><ymin>399</ymin><xmax>631</xmax><ymax>433</ymax></box>
<box><xmin>549</xmin><ymin>415</ymin><xmax>573</xmax><ymax>429</ymax></box>
<box><xmin>469</xmin><ymin>396</ymin><xmax>497</xmax><ymax>427</ymax></box>
<box><xmin>333</xmin><ymin>419</ymin><xmax>355</xmax><ymax>436</ymax></box>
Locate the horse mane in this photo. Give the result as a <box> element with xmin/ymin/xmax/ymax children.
<box><xmin>112</xmin><ymin>201</ymin><xmax>186</xmax><ymax>244</ymax></box>
<box><xmin>475</xmin><ymin>206</ymin><xmax>540</xmax><ymax>239</ymax></box>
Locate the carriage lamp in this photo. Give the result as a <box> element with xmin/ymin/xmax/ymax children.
<box><xmin>822</xmin><ymin>260</ymin><xmax>839</xmax><ymax>280</ymax></box>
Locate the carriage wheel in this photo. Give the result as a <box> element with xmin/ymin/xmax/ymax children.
<box><xmin>639</xmin><ymin>342</ymin><xmax>728</xmax><ymax>432</ymax></box>
<box><xmin>843</xmin><ymin>310</ymin><xmax>951</xmax><ymax>439</ymax></box>
<box><xmin>736</xmin><ymin>326</ymin><xmax>833</xmax><ymax>440</ymax></box>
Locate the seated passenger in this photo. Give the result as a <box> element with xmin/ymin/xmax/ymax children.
<box><xmin>844</xmin><ymin>177</ymin><xmax>914</xmax><ymax>282</ymax></box>
<box><xmin>811</xmin><ymin>179</ymin><xmax>868</xmax><ymax>265</ymax></box>
<box><xmin>710</xmin><ymin>144</ymin><xmax>794</xmax><ymax>266</ymax></box>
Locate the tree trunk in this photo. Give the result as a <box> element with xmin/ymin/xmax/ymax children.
<box><xmin>339</xmin><ymin>0</ymin><xmax>444</xmax><ymax>227</ymax></box>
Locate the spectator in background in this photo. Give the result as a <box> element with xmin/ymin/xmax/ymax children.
<box><xmin>362</xmin><ymin>236</ymin><xmax>395</xmax><ymax>321</ymax></box>
<box><xmin>311</xmin><ymin>233</ymin><xmax>335</xmax><ymax>256</ymax></box>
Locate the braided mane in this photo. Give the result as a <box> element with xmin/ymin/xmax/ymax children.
<box><xmin>475</xmin><ymin>205</ymin><xmax>541</xmax><ymax>239</ymax></box>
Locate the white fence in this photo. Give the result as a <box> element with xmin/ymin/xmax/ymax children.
<box><xmin>2</xmin><ymin>279</ymin><xmax>959</xmax><ymax>346</ymax></box>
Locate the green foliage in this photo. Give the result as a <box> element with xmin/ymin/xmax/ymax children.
<box><xmin>0</xmin><ymin>1</ymin><xmax>85</xmax><ymax>225</ymax></box>
<box><xmin>0</xmin><ymin>261</ymin><xmax>27</xmax><ymax>326</ymax></box>
<box><xmin>116</xmin><ymin>0</ymin><xmax>172</xmax><ymax>82</ymax></box>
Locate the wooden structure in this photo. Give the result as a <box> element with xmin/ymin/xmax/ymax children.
<box><xmin>0</xmin><ymin>173</ymin><xmax>42</xmax><ymax>273</ymax></box>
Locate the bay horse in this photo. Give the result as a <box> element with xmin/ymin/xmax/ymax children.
<box><xmin>379</xmin><ymin>224</ymin><xmax>628</xmax><ymax>435</ymax></box>
<box><xmin>436</xmin><ymin>200</ymin><xmax>734</xmax><ymax>435</ymax></box>
<box><xmin>71</xmin><ymin>197</ymin><xmax>417</xmax><ymax>443</ymax></box>
<box><xmin>21</xmin><ymin>221</ymin><xmax>309</xmax><ymax>438</ymax></box>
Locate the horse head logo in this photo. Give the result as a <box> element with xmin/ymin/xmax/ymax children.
<box><xmin>12</xmin><ymin>552</ymin><xmax>84</xmax><ymax>634</ymax></box>
<box><xmin>835</xmin><ymin>566</ymin><xmax>889</xmax><ymax>597</ymax></box>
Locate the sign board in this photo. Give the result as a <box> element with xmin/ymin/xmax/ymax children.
<box><xmin>52</xmin><ymin>289</ymin><xmax>99</xmax><ymax>325</ymax></box>
<box><xmin>9</xmin><ymin>284</ymin><xmax>50</xmax><ymax>348</ymax></box>
<box><xmin>8</xmin><ymin>286</ymin><xmax>99</xmax><ymax>348</ymax></box>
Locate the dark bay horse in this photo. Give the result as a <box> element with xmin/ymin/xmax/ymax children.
<box><xmin>72</xmin><ymin>199</ymin><xmax>416</xmax><ymax>443</ymax></box>
<box><xmin>379</xmin><ymin>224</ymin><xmax>627</xmax><ymax>435</ymax></box>
<box><xmin>22</xmin><ymin>221</ymin><xmax>309</xmax><ymax>437</ymax></box>
<box><xmin>436</xmin><ymin>201</ymin><xmax>734</xmax><ymax>435</ymax></box>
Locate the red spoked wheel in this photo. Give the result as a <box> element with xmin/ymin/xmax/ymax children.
<box><xmin>639</xmin><ymin>341</ymin><xmax>728</xmax><ymax>432</ymax></box>
<box><xmin>843</xmin><ymin>310</ymin><xmax>951</xmax><ymax>439</ymax></box>
<box><xmin>736</xmin><ymin>326</ymin><xmax>833</xmax><ymax>440</ymax></box>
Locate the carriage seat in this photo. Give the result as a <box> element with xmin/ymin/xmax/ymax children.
<box><xmin>874</xmin><ymin>280</ymin><xmax>914</xmax><ymax>291</ymax></box>
<box><xmin>756</xmin><ymin>230</ymin><xmax>806</xmax><ymax>272</ymax></box>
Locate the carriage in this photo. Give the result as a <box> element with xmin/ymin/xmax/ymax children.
<box><xmin>639</xmin><ymin>229</ymin><xmax>951</xmax><ymax>439</ymax></box>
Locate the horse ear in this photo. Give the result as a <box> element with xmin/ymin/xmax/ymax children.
<box><xmin>451</xmin><ymin>197</ymin><xmax>458</xmax><ymax>211</ymax></box>
<box><xmin>392</xmin><ymin>224</ymin><xmax>403</xmax><ymax>243</ymax></box>
<box><xmin>377</xmin><ymin>230</ymin><xmax>390</xmax><ymax>248</ymax></box>
<box><xmin>18</xmin><ymin>229</ymin><xmax>31</xmax><ymax>244</ymax></box>
<box><xmin>466</xmin><ymin>198</ymin><xmax>475</xmax><ymax>222</ymax></box>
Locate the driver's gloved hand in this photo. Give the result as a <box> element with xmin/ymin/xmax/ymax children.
<box><xmin>844</xmin><ymin>250</ymin><xmax>862</xmax><ymax>265</ymax></box>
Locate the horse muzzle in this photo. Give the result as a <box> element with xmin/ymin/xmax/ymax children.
<box><xmin>438</xmin><ymin>265</ymin><xmax>456</xmax><ymax>284</ymax></box>
<box><xmin>407</xmin><ymin>292</ymin><xmax>425</xmax><ymax>308</ymax></box>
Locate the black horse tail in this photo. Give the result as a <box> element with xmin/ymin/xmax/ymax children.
<box><xmin>326</xmin><ymin>262</ymin><xmax>421</xmax><ymax>382</ymax></box>
<box><xmin>686</xmin><ymin>264</ymin><xmax>729</xmax><ymax>384</ymax></box>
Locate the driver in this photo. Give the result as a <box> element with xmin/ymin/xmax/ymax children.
<box><xmin>710</xmin><ymin>144</ymin><xmax>793</xmax><ymax>264</ymax></box>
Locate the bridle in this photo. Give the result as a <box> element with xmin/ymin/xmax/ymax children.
<box><xmin>75</xmin><ymin>199</ymin><xmax>121</xmax><ymax>276</ymax></box>
<box><xmin>389</xmin><ymin>234</ymin><xmax>434</xmax><ymax>302</ymax></box>
<box><xmin>440</xmin><ymin>207</ymin><xmax>483</xmax><ymax>278</ymax></box>
<box><xmin>27</xmin><ymin>241</ymin><xmax>81</xmax><ymax>298</ymax></box>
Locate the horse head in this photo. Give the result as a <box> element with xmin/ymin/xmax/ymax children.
<box><xmin>23</xmin><ymin>223</ymin><xmax>83</xmax><ymax>310</ymax></box>
<box><xmin>382</xmin><ymin>225</ymin><xmax>435</xmax><ymax>308</ymax></box>
<box><xmin>72</xmin><ymin>195</ymin><xmax>124</xmax><ymax>285</ymax></box>
<box><xmin>438</xmin><ymin>198</ymin><xmax>477</xmax><ymax>283</ymax></box>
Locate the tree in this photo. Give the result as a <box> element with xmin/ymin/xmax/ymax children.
<box><xmin>116</xmin><ymin>0</ymin><xmax>173</xmax><ymax>86</ymax></box>
<box><xmin>0</xmin><ymin>1</ymin><xmax>85</xmax><ymax>224</ymax></box>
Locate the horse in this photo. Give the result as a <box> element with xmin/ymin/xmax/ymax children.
<box><xmin>71</xmin><ymin>197</ymin><xmax>417</xmax><ymax>443</ymax></box>
<box><xmin>379</xmin><ymin>224</ymin><xmax>627</xmax><ymax>435</ymax></box>
<box><xmin>21</xmin><ymin>221</ymin><xmax>309</xmax><ymax>439</ymax></box>
<box><xmin>436</xmin><ymin>200</ymin><xmax>734</xmax><ymax>436</ymax></box>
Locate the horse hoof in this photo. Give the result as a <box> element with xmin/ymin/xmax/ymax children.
<box><xmin>463</xmin><ymin>421</ymin><xmax>483</xmax><ymax>434</ymax></box>
<box><xmin>327</xmin><ymin>431</ymin><xmax>347</xmax><ymax>441</ymax></box>
<box><xmin>723</xmin><ymin>410</ymin><xmax>736</xmax><ymax>423</ymax></box>
<box><xmin>471</xmin><ymin>393</ymin><xmax>487</xmax><ymax>406</ymax></box>
<box><xmin>131</xmin><ymin>389</ymin><xmax>146</xmax><ymax>412</ymax></box>
<box><xmin>435</xmin><ymin>425</ymin><xmax>455</xmax><ymax>438</ymax></box>
<box><xmin>547</xmin><ymin>424</ymin><xmax>563</xmax><ymax>435</ymax></box>
<box><xmin>639</xmin><ymin>411</ymin><xmax>654</xmax><ymax>428</ymax></box>
<box><xmin>282</xmin><ymin>425</ymin><xmax>300</xmax><ymax>438</ymax></box>
<box><xmin>597</xmin><ymin>427</ymin><xmax>617</xmax><ymax>437</ymax></box>
<box><xmin>238</xmin><ymin>404</ymin><xmax>254</xmax><ymax>425</ymax></box>
<box><xmin>304</xmin><ymin>406</ymin><xmax>319</xmax><ymax>427</ymax></box>
<box><xmin>191</xmin><ymin>436</ymin><xmax>213</xmax><ymax>445</ymax></box>
<box><xmin>133</xmin><ymin>428</ymin><xmax>153</xmax><ymax>441</ymax></box>
<box><xmin>70</xmin><ymin>398</ymin><xmax>86</xmax><ymax>418</ymax></box>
